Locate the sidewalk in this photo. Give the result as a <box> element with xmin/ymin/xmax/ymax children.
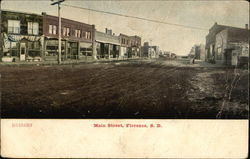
<box><xmin>0</xmin><ymin>57</ymin><xmax>142</xmax><ymax>66</ymax></box>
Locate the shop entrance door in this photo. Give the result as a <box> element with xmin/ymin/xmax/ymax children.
<box><xmin>224</xmin><ymin>49</ymin><xmax>233</xmax><ymax>66</ymax></box>
<box><xmin>20</xmin><ymin>43</ymin><xmax>26</xmax><ymax>61</ymax></box>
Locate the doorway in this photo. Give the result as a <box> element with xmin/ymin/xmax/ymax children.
<box><xmin>20</xmin><ymin>43</ymin><xmax>26</xmax><ymax>61</ymax></box>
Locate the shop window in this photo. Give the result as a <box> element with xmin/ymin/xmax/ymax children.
<box><xmin>28</xmin><ymin>22</ymin><xmax>39</xmax><ymax>35</ymax></box>
<box><xmin>27</xmin><ymin>41</ymin><xmax>41</xmax><ymax>57</ymax></box>
<box><xmin>80</xmin><ymin>48</ymin><xmax>92</xmax><ymax>56</ymax></box>
<box><xmin>27</xmin><ymin>41</ymin><xmax>40</xmax><ymax>50</ymax></box>
<box><xmin>28</xmin><ymin>50</ymin><xmax>40</xmax><ymax>57</ymax></box>
<box><xmin>9</xmin><ymin>42</ymin><xmax>19</xmax><ymax>56</ymax></box>
<box><xmin>46</xmin><ymin>40</ymin><xmax>66</xmax><ymax>57</ymax></box>
<box><xmin>8</xmin><ymin>20</ymin><xmax>20</xmax><ymax>34</ymax></box>
<box><xmin>4</xmin><ymin>41</ymin><xmax>11</xmax><ymax>49</ymax></box>
<box><xmin>46</xmin><ymin>40</ymin><xmax>58</xmax><ymax>56</ymax></box>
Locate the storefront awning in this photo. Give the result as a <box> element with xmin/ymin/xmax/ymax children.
<box><xmin>96</xmin><ymin>40</ymin><xmax>120</xmax><ymax>46</ymax></box>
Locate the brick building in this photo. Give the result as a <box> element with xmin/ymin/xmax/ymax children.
<box><xmin>119</xmin><ymin>33</ymin><xmax>141</xmax><ymax>58</ymax></box>
<box><xmin>141</xmin><ymin>42</ymin><xmax>159</xmax><ymax>58</ymax></box>
<box><xmin>1</xmin><ymin>10</ymin><xmax>142</xmax><ymax>63</ymax></box>
<box><xmin>129</xmin><ymin>35</ymin><xmax>141</xmax><ymax>58</ymax></box>
<box><xmin>1</xmin><ymin>10</ymin><xmax>44</xmax><ymax>62</ymax></box>
<box><xmin>42</xmin><ymin>13</ymin><xmax>95</xmax><ymax>61</ymax></box>
<box><xmin>119</xmin><ymin>33</ymin><xmax>131</xmax><ymax>58</ymax></box>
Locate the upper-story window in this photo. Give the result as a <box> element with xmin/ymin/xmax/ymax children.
<box><xmin>75</xmin><ymin>29</ymin><xmax>81</xmax><ymax>38</ymax></box>
<box><xmin>28</xmin><ymin>22</ymin><xmax>39</xmax><ymax>35</ymax></box>
<box><xmin>63</xmin><ymin>27</ymin><xmax>70</xmax><ymax>36</ymax></box>
<box><xmin>49</xmin><ymin>25</ymin><xmax>57</xmax><ymax>35</ymax></box>
<box><xmin>131</xmin><ymin>41</ymin><xmax>135</xmax><ymax>46</ymax></box>
<box><xmin>85</xmin><ymin>31</ymin><xmax>91</xmax><ymax>39</ymax></box>
<box><xmin>8</xmin><ymin>20</ymin><xmax>20</xmax><ymax>34</ymax></box>
<box><xmin>122</xmin><ymin>38</ymin><xmax>126</xmax><ymax>44</ymax></box>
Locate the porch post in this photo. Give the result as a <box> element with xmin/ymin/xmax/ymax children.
<box><xmin>43</xmin><ymin>38</ymin><xmax>47</xmax><ymax>61</ymax></box>
<box><xmin>108</xmin><ymin>44</ymin><xmax>110</xmax><ymax>59</ymax></box>
<box><xmin>41</xmin><ymin>36</ymin><xmax>45</xmax><ymax>61</ymax></box>
<box><xmin>65</xmin><ymin>40</ymin><xmax>68</xmax><ymax>60</ymax></box>
<box><xmin>92</xmin><ymin>41</ymin><xmax>97</xmax><ymax>60</ymax></box>
<box><xmin>78</xmin><ymin>41</ymin><xmax>80</xmax><ymax>60</ymax></box>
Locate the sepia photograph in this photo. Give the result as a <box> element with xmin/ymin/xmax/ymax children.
<box><xmin>0</xmin><ymin>0</ymin><xmax>249</xmax><ymax>158</ymax></box>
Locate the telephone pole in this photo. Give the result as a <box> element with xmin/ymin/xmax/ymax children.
<box><xmin>51</xmin><ymin>0</ymin><xmax>64</xmax><ymax>64</ymax></box>
<box><xmin>149</xmin><ymin>39</ymin><xmax>152</xmax><ymax>59</ymax></box>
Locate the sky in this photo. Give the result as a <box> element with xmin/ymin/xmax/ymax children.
<box><xmin>1</xmin><ymin>0</ymin><xmax>249</xmax><ymax>55</ymax></box>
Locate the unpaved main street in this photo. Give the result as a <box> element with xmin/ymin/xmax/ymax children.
<box><xmin>0</xmin><ymin>59</ymin><xmax>248</xmax><ymax>119</ymax></box>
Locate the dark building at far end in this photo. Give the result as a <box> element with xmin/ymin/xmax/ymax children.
<box><xmin>189</xmin><ymin>44</ymin><xmax>205</xmax><ymax>61</ymax></box>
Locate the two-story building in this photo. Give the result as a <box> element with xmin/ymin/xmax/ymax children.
<box><xmin>119</xmin><ymin>34</ymin><xmax>141</xmax><ymax>58</ymax></box>
<box><xmin>119</xmin><ymin>33</ymin><xmax>131</xmax><ymax>58</ymax></box>
<box><xmin>141</xmin><ymin>42</ymin><xmax>159</xmax><ymax>58</ymax></box>
<box><xmin>42</xmin><ymin>12</ymin><xmax>95</xmax><ymax>61</ymax></box>
<box><xmin>129</xmin><ymin>35</ymin><xmax>141</xmax><ymax>58</ymax></box>
<box><xmin>1</xmin><ymin>10</ymin><xmax>44</xmax><ymax>62</ymax></box>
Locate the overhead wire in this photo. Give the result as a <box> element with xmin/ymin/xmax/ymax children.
<box><xmin>61</xmin><ymin>3</ymin><xmax>208</xmax><ymax>31</ymax></box>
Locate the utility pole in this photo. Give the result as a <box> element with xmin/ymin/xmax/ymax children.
<box><xmin>149</xmin><ymin>39</ymin><xmax>152</xmax><ymax>59</ymax></box>
<box><xmin>51</xmin><ymin>0</ymin><xmax>64</xmax><ymax>64</ymax></box>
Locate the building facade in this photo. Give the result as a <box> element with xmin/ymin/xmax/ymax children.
<box><xmin>119</xmin><ymin>33</ymin><xmax>141</xmax><ymax>58</ymax></box>
<box><xmin>119</xmin><ymin>33</ymin><xmax>131</xmax><ymax>58</ymax></box>
<box><xmin>1</xmin><ymin>10</ymin><xmax>143</xmax><ymax>63</ymax></box>
<box><xmin>1</xmin><ymin>10</ymin><xmax>44</xmax><ymax>62</ymax></box>
<box><xmin>141</xmin><ymin>42</ymin><xmax>159</xmax><ymax>58</ymax></box>
<box><xmin>129</xmin><ymin>35</ymin><xmax>141</xmax><ymax>58</ymax></box>
<box><xmin>205</xmin><ymin>22</ymin><xmax>249</xmax><ymax>66</ymax></box>
<box><xmin>214</xmin><ymin>26</ymin><xmax>249</xmax><ymax>65</ymax></box>
<box><xmin>94</xmin><ymin>29</ymin><xmax>120</xmax><ymax>59</ymax></box>
<box><xmin>42</xmin><ymin>13</ymin><xmax>95</xmax><ymax>61</ymax></box>
<box><xmin>189</xmin><ymin>44</ymin><xmax>205</xmax><ymax>61</ymax></box>
<box><xmin>205</xmin><ymin>22</ymin><xmax>228</xmax><ymax>62</ymax></box>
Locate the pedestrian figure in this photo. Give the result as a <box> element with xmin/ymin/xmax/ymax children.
<box><xmin>192</xmin><ymin>57</ymin><xmax>195</xmax><ymax>64</ymax></box>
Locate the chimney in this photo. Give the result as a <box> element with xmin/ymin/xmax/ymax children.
<box><xmin>245</xmin><ymin>24</ymin><xmax>248</xmax><ymax>29</ymax></box>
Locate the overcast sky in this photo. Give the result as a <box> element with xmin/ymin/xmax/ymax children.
<box><xmin>1</xmin><ymin>0</ymin><xmax>249</xmax><ymax>55</ymax></box>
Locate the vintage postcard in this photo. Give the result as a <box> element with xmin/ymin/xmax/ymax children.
<box><xmin>0</xmin><ymin>0</ymin><xmax>249</xmax><ymax>158</ymax></box>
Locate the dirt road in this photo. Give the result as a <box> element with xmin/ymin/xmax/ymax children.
<box><xmin>1</xmin><ymin>59</ymin><xmax>248</xmax><ymax>118</ymax></box>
